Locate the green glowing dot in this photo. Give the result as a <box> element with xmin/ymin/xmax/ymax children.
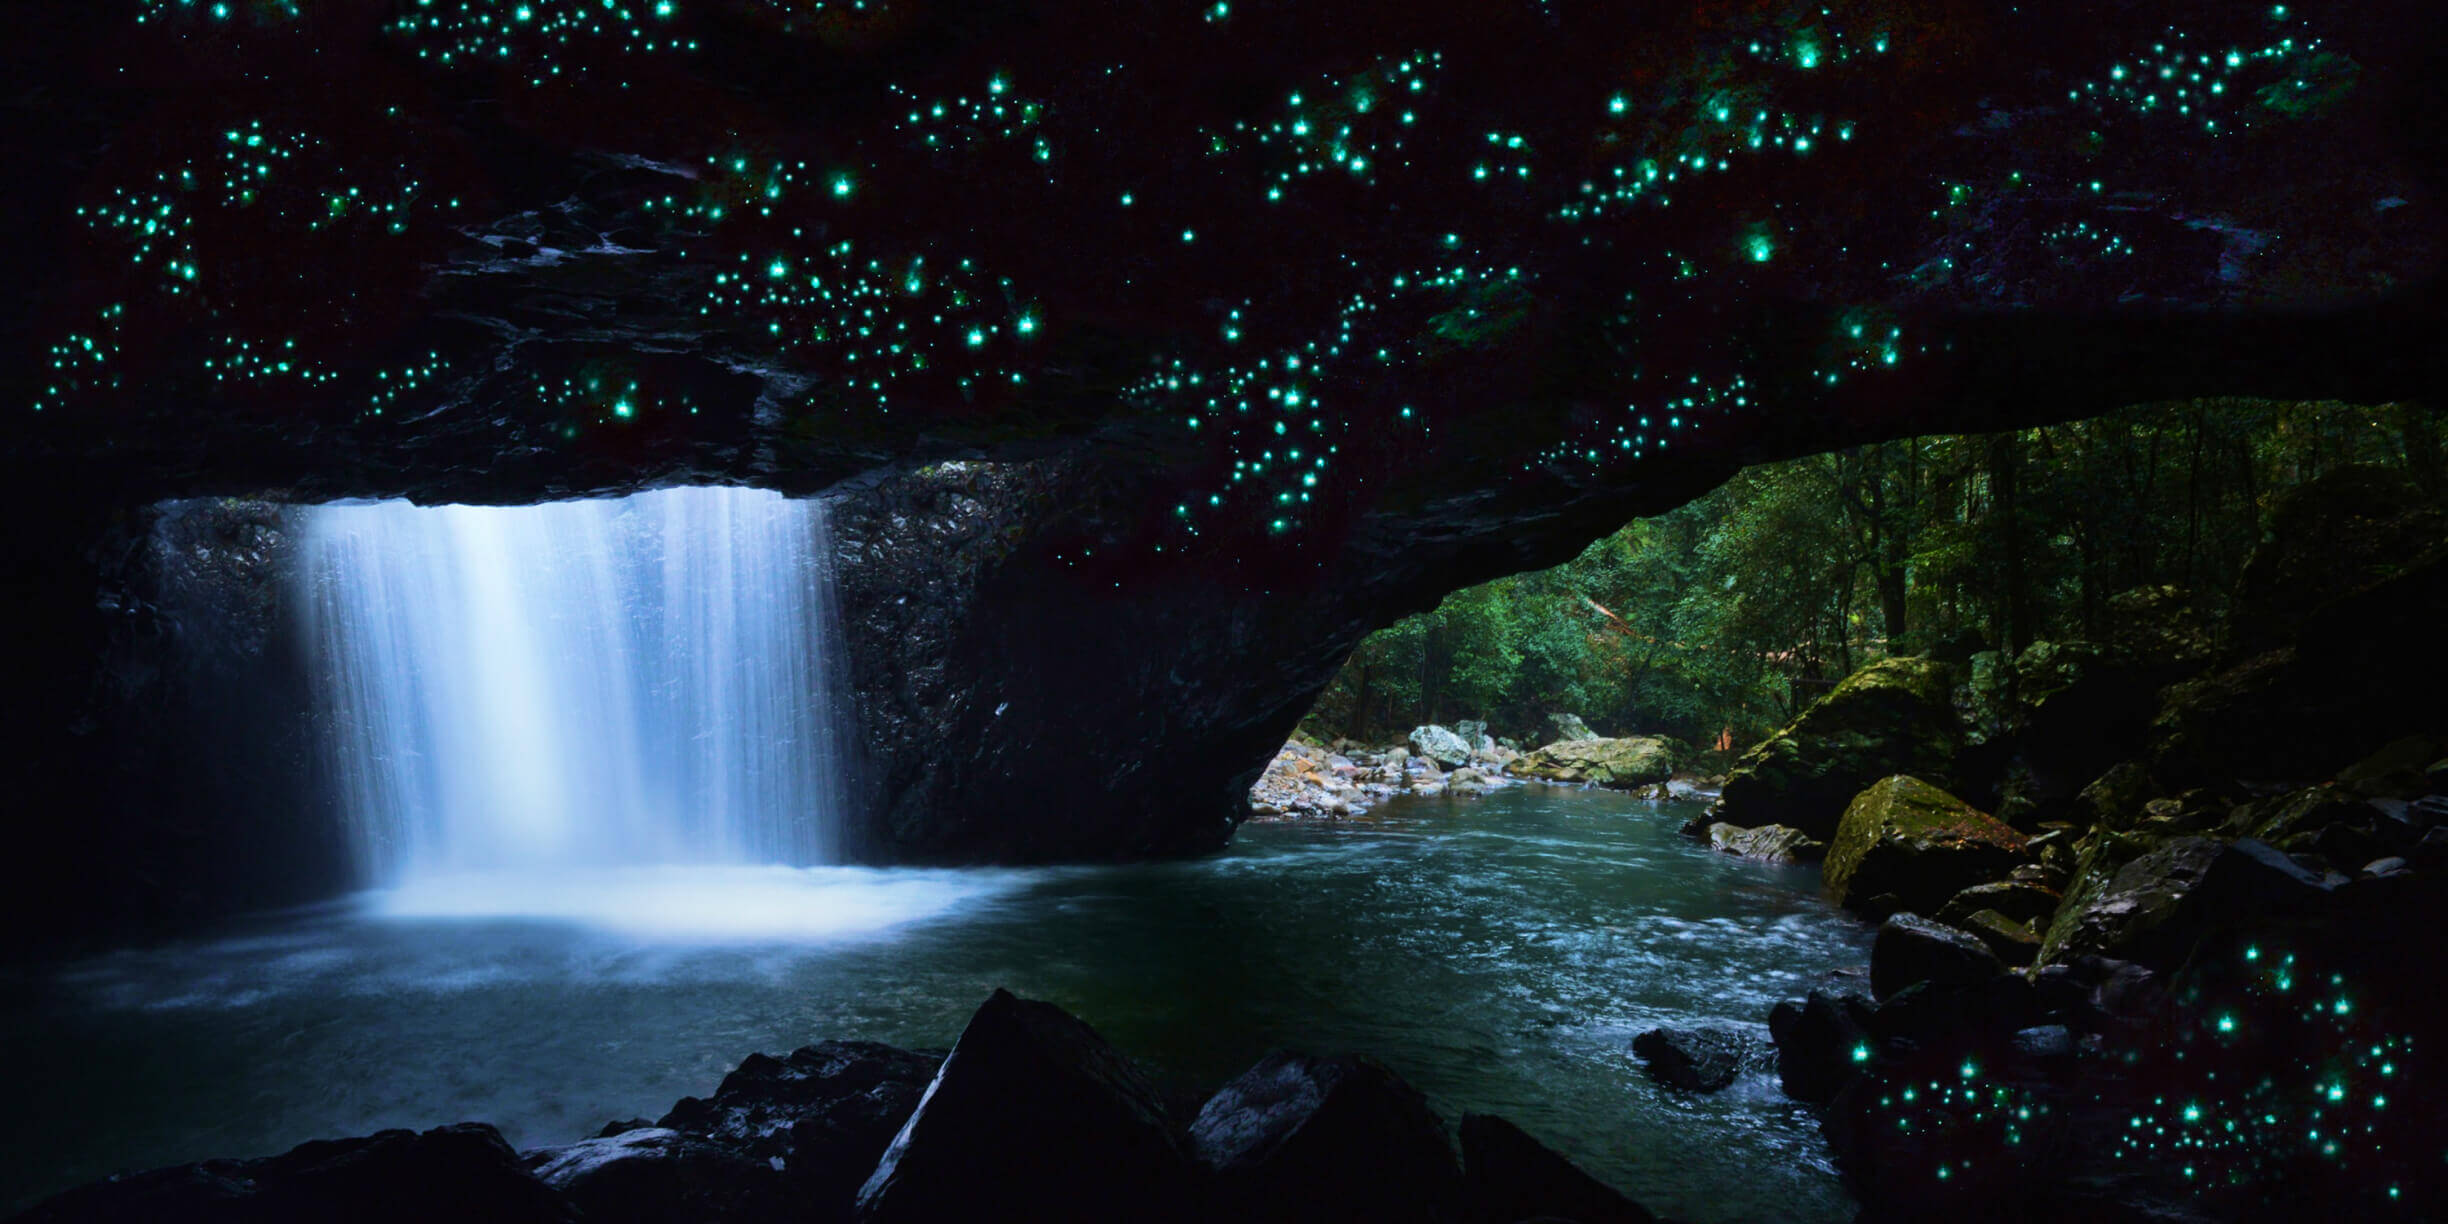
<box><xmin>1746</xmin><ymin>233</ymin><xmax>1774</xmax><ymax>262</ymax></box>
<box><xmin>966</xmin><ymin>329</ymin><xmax>985</xmax><ymax>347</ymax></box>
<box><xmin>1182</xmin><ymin>229</ymin><xmax>1196</xmax><ymax>243</ymax></box>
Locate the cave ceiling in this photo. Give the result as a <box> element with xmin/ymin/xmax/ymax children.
<box><xmin>5</xmin><ymin>0</ymin><xmax>2442</xmax><ymax>550</ymax></box>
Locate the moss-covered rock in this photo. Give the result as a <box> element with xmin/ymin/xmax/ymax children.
<box><xmin>1503</xmin><ymin>736</ymin><xmax>1674</xmax><ymax>788</ymax></box>
<box><xmin>1822</xmin><ymin>776</ymin><xmax>2030</xmax><ymax>917</ymax></box>
<box><xmin>1712</xmin><ymin>658</ymin><xmax>1962</xmax><ymax>840</ymax></box>
<box><xmin>2038</xmin><ymin>835</ymin><xmax>2338</xmax><ymax>967</ymax></box>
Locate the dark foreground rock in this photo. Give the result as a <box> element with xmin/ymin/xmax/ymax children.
<box><xmin>1187</xmin><ymin>1051</ymin><xmax>1465</xmax><ymax>1224</ymax></box>
<box><xmin>855</xmin><ymin>989</ymin><xmax>1192</xmax><ymax>1222</ymax></box>
<box><xmin>525</xmin><ymin>1129</ymin><xmax>785</xmax><ymax>1224</ymax></box>
<box><xmin>1459</xmin><ymin>1114</ymin><xmax>1657</xmax><ymax>1224</ymax></box>
<box><xmin>1870</xmin><ymin>914</ymin><xmax>2005</xmax><ymax>1000</ymax></box>
<box><xmin>17</xmin><ymin>1124</ymin><xmax>576</xmax><ymax>1224</ymax></box>
<box><xmin>655</xmin><ymin>1040</ymin><xmax>941</xmax><ymax>1217</ymax></box>
<box><xmin>1629</xmin><ymin>1027</ymin><xmax>1758</xmax><ymax>1093</ymax></box>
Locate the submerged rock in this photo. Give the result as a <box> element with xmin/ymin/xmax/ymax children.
<box><xmin>1712</xmin><ymin>658</ymin><xmax>1963</xmax><ymax>839</ymax></box>
<box><xmin>1822</xmin><ymin>776</ymin><xmax>2030</xmax><ymax>917</ymax></box>
<box><xmin>16</xmin><ymin>1124</ymin><xmax>576</xmax><ymax>1224</ymax></box>
<box><xmin>854</xmin><ymin>990</ymin><xmax>1192</xmax><ymax>1222</ymax></box>
<box><xmin>1629</xmin><ymin>1026</ymin><xmax>1758</xmax><ymax>1093</ymax></box>
<box><xmin>1458</xmin><ymin>1114</ymin><xmax>1657</xmax><ymax>1224</ymax></box>
<box><xmin>1705</xmin><ymin>822</ymin><xmax>1825</xmax><ymax>863</ymax></box>
<box><xmin>1186</xmin><ymin>1051</ymin><xmax>1464</xmax><ymax>1224</ymax></box>
<box><xmin>1503</xmin><ymin>736</ymin><xmax>1676</xmax><ymax>788</ymax></box>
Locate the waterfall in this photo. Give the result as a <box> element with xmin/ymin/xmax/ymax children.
<box><xmin>296</xmin><ymin>487</ymin><xmax>850</xmax><ymax>885</ymax></box>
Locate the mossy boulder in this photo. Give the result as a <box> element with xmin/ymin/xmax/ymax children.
<box><xmin>2037</xmin><ymin>835</ymin><xmax>2338</xmax><ymax>968</ymax></box>
<box><xmin>1504</xmin><ymin>736</ymin><xmax>1674</xmax><ymax>789</ymax></box>
<box><xmin>1712</xmin><ymin>658</ymin><xmax>1962</xmax><ymax>840</ymax></box>
<box><xmin>1822</xmin><ymin>776</ymin><xmax>2030</xmax><ymax>917</ymax></box>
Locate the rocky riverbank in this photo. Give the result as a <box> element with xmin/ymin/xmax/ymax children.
<box><xmin>15</xmin><ymin>991</ymin><xmax>1667</xmax><ymax>1224</ymax></box>
<box><xmin>1249</xmin><ymin>719</ymin><xmax>1711</xmax><ymax>820</ymax></box>
<box><xmin>1664</xmin><ymin>466</ymin><xmax>2448</xmax><ymax>1219</ymax></box>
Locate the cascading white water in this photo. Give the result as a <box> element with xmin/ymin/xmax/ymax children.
<box><xmin>296</xmin><ymin>487</ymin><xmax>850</xmax><ymax>886</ymax></box>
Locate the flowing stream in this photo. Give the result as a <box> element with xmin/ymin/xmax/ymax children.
<box><xmin>1</xmin><ymin>790</ymin><xmax>1871</xmax><ymax>1223</ymax></box>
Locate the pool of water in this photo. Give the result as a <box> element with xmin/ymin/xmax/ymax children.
<box><xmin>0</xmin><ymin>788</ymin><xmax>1873</xmax><ymax>1222</ymax></box>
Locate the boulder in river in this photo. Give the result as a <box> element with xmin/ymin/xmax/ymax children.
<box><xmin>1186</xmin><ymin>1050</ymin><xmax>1464</xmax><ymax>1224</ymax></box>
<box><xmin>1705</xmin><ymin>822</ymin><xmax>1824</xmax><ymax>863</ymax></box>
<box><xmin>1711</xmin><ymin>658</ymin><xmax>1963</xmax><ymax>839</ymax></box>
<box><xmin>1503</xmin><ymin>736</ymin><xmax>1676</xmax><ymax>788</ymax></box>
<box><xmin>1545</xmin><ymin>713</ymin><xmax>1601</xmax><ymax>742</ymax></box>
<box><xmin>854</xmin><ymin>990</ymin><xmax>1192</xmax><ymax>1222</ymax></box>
<box><xmin>1822</xmin><ymin>776</ymin><xmax>2030</xmax><ymax>917</ymax></box>
<box><xmin>1459</xmin><ymin>1113</ymin><xmax>1657</xmax><ymax>1224</ymax></box>
<box><xmin>1629</xmin><ymin>1026</ymin><xmax>1757</xmax><ymax>1093</ymax></box>
<box><xmin>1768</xmin><ymin>978</ymin><xmax>1877</xmax><ymax>1103</ymax></box>
<box><xmin>1407</xmin><ymin>725</ymin><xmax>1473</xmax><ymax>770</ymax></box>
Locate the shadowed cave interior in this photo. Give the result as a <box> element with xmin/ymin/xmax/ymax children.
<box><xmin>2</xmin><ymin>1</ymin><xmax>2445</xmax><ymax>1221</ymax></box>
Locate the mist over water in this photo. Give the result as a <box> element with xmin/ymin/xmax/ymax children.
<box><xmin>294</xmin><ymin>488</ymin><xmax>850</xmax><ymax>882</ymax></box>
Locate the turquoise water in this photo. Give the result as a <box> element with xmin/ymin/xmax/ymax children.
<box><xmin>0</xmin><ymin>788</ymin><xmax>1872</xmax><ymax>1222</ymax></box>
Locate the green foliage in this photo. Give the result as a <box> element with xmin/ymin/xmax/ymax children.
<box><xmin>1306</xmin><ymin>399</ymin><xmax>2446</xmax><ymax>750</ymax></box>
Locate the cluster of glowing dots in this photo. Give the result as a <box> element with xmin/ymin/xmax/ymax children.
<box><xmin>201</xmin><ymin>335</ymin><xmax>336</xmax><ymax>390</ymax></box>
<box><xmin>2066</xmin><ymin>12</ymin><xmax>2327</xmax><ymax>137</ymax></box>
<box><xmin>37</xmin><ymin>121</ymin><xmax>445</xmax><ymax>413</ymax></box>
<box><xmin>527</xmin><ymin>371</ymin><xmax>698</xmax><ymax>437</ymax></box>
<box><xmin>892</xmin><ymin>75</ymin><xmax>1050</xmax><ymax>161</ymax></box>
<box><xmin>33</xmin><ymin>307</ymin><xmax>127</xmax><ymax>415</ymax></box>
<box><xmin>1740</xmin><ymin>20</ymin><xmax>1890</xmax><ymax>73</ymax></box>
<box><xmin>384</xmin><ymin>0</ymin><xmax>699</xmax><ymax>80</ymax></box>
<box><xmin>1212</xmin><ymin>52</ymin><xmax>1443</xmax><ymax>203</ymax></box>
<box><xmin>1137</xmin><ymin>259</ymin><xmax>1528</xmax><ymax>536</ymax></box>
<box><xmin>2097</xmin><ymin>945</ymin><xmax>2413</xmax><ymax>1201</ymax></box>
<box><xmin>1470</xmin><ymin>131</ymin><xmax>1535</xmax><ymax>187</ymax></box>
<box><xmin>643</xmin><ymin>155</ymin><xmax>859</xmax><ymax>227</ymax></box>
<box><xmin>1540</xmin><ymin>371</ymin><xmax>1732</xmax><ymax>469</ymax></box>
<box><xmin>2041</xmin><ymin>221</ymin><xmax>2135</xmax><ymax>263</ymax></box>
<box><xmin>361</xmin><ymin>352</ymin><xmax>456</xmax><ymax>420</ymax></box>
<box><xmin>1562</xmin><ymin>97</ymin><xmax>1854</xmax><ymax>224</ymax></box>
<box><xmin>1866</xmin><ymin>1058</ymin><xmax>2054</xmax><ymax>1186</ymax></box>
<box><xmin>1812</xmin><ymin>316</ymin><xmax>1922</xmax><ymax>388</ymax></box>
<box><xmin>134</xmin><ymin>0</ymin><xmax>302</xmax><ymax>25</ymax></box>
<box><xmin>703</xmin><ymin>240</ymin><xmax>1033</xmax><ymax>412</ymax></box>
